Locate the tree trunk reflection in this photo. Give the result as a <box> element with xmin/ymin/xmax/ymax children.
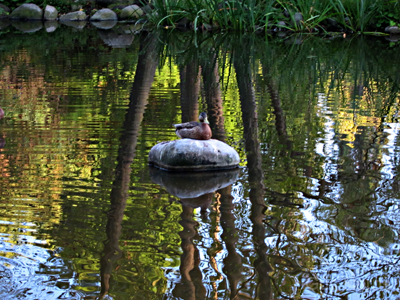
<box><xmin>180</xmin><ymin>61</ymin><xmax>201</xmax><ymax>122</ymax></box>
<box><xmin>234</xmin><ymin>42</ymin><xmax>273</xmax><ymax>299</ymax></box>
<box><xmin>99</xmin><ymin>34</ymin><xmax>159</xmax><ymax>299</ymax></box>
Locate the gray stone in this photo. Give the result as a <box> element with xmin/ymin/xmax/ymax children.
<box><xmin>385</xmin><ymin>26</ymin><xmax>400</xmax><ymax>34</ymax></box>
<box><xmin>59</xmin><ymin>11</ymin><xmax>88</xmax><ymax>21</ymax></box>
<box><xmin>148</xmin><ymin>139</ymin><xmax>240</xmax><ymax>171</ymax></box>
<box><xmin>149</xmin><ymin>167</ymin><xmax>240</xmax><ymax>199</ymax></box>
<box><xmin>71</xmin><ymin>5</ymin><xmax>82</xmax><ymax>11</ymax></box>
<box><xmin>90</xmin><ymin>8</ymin><xmax>118</xmax><ymax>21</ymax></box>
<box><xmin>10</xmin><ymin>4</ymin><xmax>43</xmax><ymax>20</ymax></box>
<box><xmin>92</xmin><ymin>20</ymin><xmax>117</xmax><ymax>29</ymax></box>
<box><xmin>44</xmin><ymin>20</ymin><xmax>58</xmax><ymax>32</ymax></box>
<box><xmin>0</xmin><ymin>4</ymin><xmax>10</xmax><ymax>19</ymax></box>
<box><xmin>120</xmin><ymin>5</ymin><xmax>143</xmax><ymax>20</ymax></box>
<box><xmin>44</xmin><ymin>5</ymin><xmax>58</xmax><ymax>20</ymax></box>
<box><xmin>12</xmin><ymin>20</ymin><xmax>42</xmax><ymax>32</ymax></box>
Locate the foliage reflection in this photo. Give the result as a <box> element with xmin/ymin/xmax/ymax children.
<box><xmin>0</xmin><ymin>27</ymin><xmax>399</xmax><ymax>299</ymax></box>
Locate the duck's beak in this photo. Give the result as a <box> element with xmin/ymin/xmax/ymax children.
<box><xmin>204</xmin><ymin>117</ymin><xmax>210</xmax><ymax>124</ymax></box>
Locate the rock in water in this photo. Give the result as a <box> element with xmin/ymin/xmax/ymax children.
<box><xmin>148</xmin><ymin>139</ymin><xmax>240</xmax><ymax>171</ymax></box>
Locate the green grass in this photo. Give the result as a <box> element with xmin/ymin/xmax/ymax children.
<box><xmin>1</xmin><ymin>0</ymin><xmax>400</xmax><ymax>33</ymax></box>
<box><xmin>143</xmin><ymin>0</ymin><xmax>400</xmax><ymax>33</ymax></box>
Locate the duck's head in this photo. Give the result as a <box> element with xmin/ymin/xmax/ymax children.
<box><xmin>199</xmin><ymin>112</ymin><xmax>209</xmax><ymax>124</ymax></box>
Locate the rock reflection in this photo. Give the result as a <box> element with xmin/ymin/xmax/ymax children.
<box><xmin>12</xmin><ymin>20</ymin><xmax>42</xmax><ymax>33</ymax></box>
<box><xmin>149</xmin><ymin>167</ymin><xmax>239</xmax><ymax>200</ymax></box>
<box><xmin>98</xmin><ymin>29</ymin><xmax>135</xmax><ymax>48</ymax></box>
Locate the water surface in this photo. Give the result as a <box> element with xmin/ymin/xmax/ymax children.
<box><xmin>0</xmin><ymin>25</ymin><xmax>399</xmax><ymax>299</ymax></box>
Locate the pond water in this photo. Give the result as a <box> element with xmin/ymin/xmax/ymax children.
<box><xmin>0</xmin><ymin>24</ymin><xmax>399</xmax><ymax>299</ymax></box>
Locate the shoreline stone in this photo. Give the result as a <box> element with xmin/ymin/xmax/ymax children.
<box><xmin>59</xmin><ymin>11</ymin><xmax>88</xmax><ymax>22</ymax></box>
<box><xmin>44</xmin><ymin>5</ymin><xmax>58</xmax><ymax>21</ymax></box>
<box><xmin>10</xmin><ymin>4</ymin><xmax>43</xmax><ymax>20</ymax></box>
<box><xmin>385</xmin><ymin>26</ymin><xmax>400</xmax><ymax>35</ymax></box>
<box><xmin>148</xmin><ymin>139</ymin><xmax>240</xmax><ymax>172</ymax></box>
<box><xmin>90</xmin><ymin>8</ymin><xmax>118</xmax><ymax>21</ymax></box>
<box><xmin>120</xmin><ymin>5</ymin><xmax>143</xmax><ymax>20</ymax></box>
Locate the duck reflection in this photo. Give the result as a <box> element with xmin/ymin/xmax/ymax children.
<box><xmin>150</xmin><ymin>167</ymin><xmax>242</xmax><ymax>299</ymax></box>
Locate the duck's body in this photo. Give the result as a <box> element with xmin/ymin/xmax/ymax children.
<box><xmin>173</xmin><ymin>112</ymin><xmax>212</xmax><ymax>140</ymax></box>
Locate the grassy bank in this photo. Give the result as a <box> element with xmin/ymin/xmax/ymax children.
<box><xmin>1</xmin><ymin>0</ymin><xmax>400</xmax><ymax>33</ymax></box>
<box><xmin>144</xmin><ymin>0</ymin><xmax>400</xmax><ymax>33</ymax></box>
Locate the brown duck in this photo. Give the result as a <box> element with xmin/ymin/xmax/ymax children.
<box><xmin>173</xmin><ymin>112</ymin><xmax>212</xmax><ymax>140</ymax></box>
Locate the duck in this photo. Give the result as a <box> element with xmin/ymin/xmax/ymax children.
<box><xmin>173</xmin><ymin>112</ymin><xmax>212</xmax><ymax>140</ymax></box>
